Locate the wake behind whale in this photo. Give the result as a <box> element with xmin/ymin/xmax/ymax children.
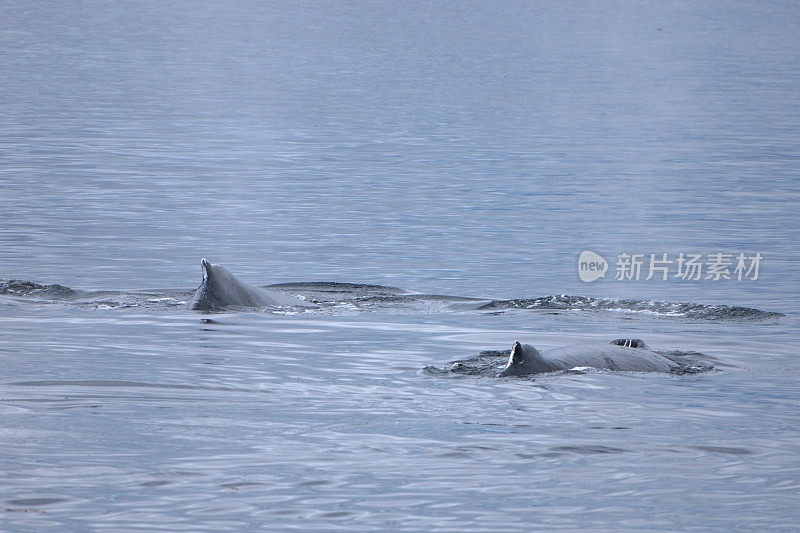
<box><xmin>478</xmin><ymin>295</ymin><xmax>784</xmax><ymax>321</ymax></box>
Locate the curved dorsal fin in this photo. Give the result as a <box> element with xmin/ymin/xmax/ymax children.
<box><xmin>510</xmin><ymin>340</ymin><xmax>526</xmax><ymax>364</ymax></box>
<box><xmin>200</xmin><ymin>258</ymin><xmax>212</xmax><ymax>282</ymax></box>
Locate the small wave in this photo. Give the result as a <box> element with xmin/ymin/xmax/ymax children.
<box><xmin>424</xmin><ymin>350</ymin><xmax>510</xmax><ymax>378</ymax></box>
<box><xmin>478</xmin><ymin>295</ymin><xmax>783</xmax><ymax>321</ymax></box>
<box><xmin>267</xmin><ymin>281</ymin><xmax>405</xmax><ymax>295</ymax></box>
<box><xmin>0</xmin><ymin>279</ymin><xmax>194</xmax><ymax>310</ymax></box>
<box><xmin>0</xmin><ymin>279</ymin><xmax>77</xmax><ymax>299</ymax></box>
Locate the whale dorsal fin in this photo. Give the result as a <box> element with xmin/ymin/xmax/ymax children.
<box><xmin>509</xmin><ymin>341</ymin><xmax>548</xmax><ymax>366</ymax></box>
<box><xmin>510</xmin><ymin>340</ymin><xmax>526</xmax><ymax>364</ymax></box>
<box><xmin>498</xmin><ymin>341</ymin><xmax>533</xmax><ymax>377</ymax></box>
<box><xmin>200</xmin><ymin>258</ymin><xmax>212</xmax><ymax>282</ymax></box>
<box><xmin>499</xmin><ymin>341</ymin><xmax>555</xmax><ymax>376</ymax></box>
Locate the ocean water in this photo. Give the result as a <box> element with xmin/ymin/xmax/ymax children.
<box><xmin>1</xmin><ymin>1</ymin><xmax>799</xmax><ymax>531</ymax></box>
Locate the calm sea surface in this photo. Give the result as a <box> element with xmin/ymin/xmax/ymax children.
<box><xmin>1</xmin><ymin>2</ymin><xmax>799</xmax><ymax>531</ymax></box>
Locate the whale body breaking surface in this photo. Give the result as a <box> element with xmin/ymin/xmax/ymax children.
<box><xmin>189</xmin><ymin>259</ymin><xmax>312</xmax><ymax>311</ymax></box>
<box><xmin>426</xmin><ymin>339</ymin><xmax>714</xmax><ymax>378</ymax></box>
<box><xmin>499</xmin><ymin>339</ymin><xmax>679</xmax><ymax>376</ymax></box>
<box><xmin>0</xmin><ymin>266</ymin><xmax>783</xmax><ymax>322</ymax></box>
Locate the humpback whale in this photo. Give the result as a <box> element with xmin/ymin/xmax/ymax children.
<box><xmin>498</xmin><ymin>338</ymin><xmax>677</xmax><ymax>377</ymax></box>
<box><xmin>189</xmin><ymin>259</ymin><xmax>312</xmax><ymax>311</ymax></box>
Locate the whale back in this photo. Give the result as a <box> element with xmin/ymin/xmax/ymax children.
<box><xmin>499</xmin><ymin>339</ymin><xmax>676</xmax><ymax>376</ymax></box>
<box><xmin>542</xmin><ymin>343</ymin><xmax>674</xmax><ymax>373</ymax></box>
<box><xmin>189</xmin><ymin>259</ymin><xmax>308</xmax><ymax>310</ymax></box>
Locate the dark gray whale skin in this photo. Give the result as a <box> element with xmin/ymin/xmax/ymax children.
<box><xmin>189</xmin><ymin>259</ymin><xmax>312</xmax><ymax>311</ymax></box>
<box><xmin>498</xmin><ymin>339</ymin><xmax>677</xmax><ymax>377</ymax></box>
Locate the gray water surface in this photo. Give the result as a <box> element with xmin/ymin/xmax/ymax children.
<box><xmin>2</xmin><ymin>1</ymin><xmax>799</xmax><ymax>531</ymax></box>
